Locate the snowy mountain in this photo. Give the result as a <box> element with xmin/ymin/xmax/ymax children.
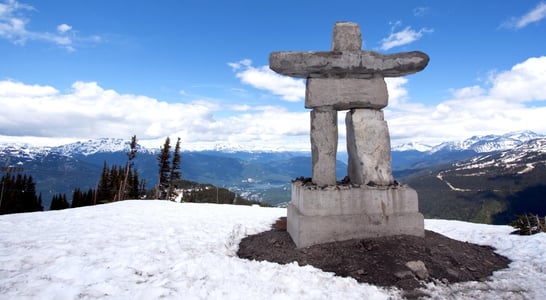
<box><xmin>429</xmin><ymin>130</ymin><xmax>545</xmax><ymax>153</ymax></box>
<box><xmin>52</xmin><ymin>138</ymin><xmax>158</xmax><ymax>156</ymax></box>
<box><xmin>0</xmin><ymin>138</ymin><xmax>157</xmax><ymax>160</ymax></box>
<box><xmin>402</xmin><ymin>137</ymin><xmax>546</xmax><ymax>224</ymax></box>
<box><xmin>390</xmin><ymin>131</ymin><xmax>546</xmax><ymax>171</ymax></box>
<box><xmin>392</xmin><ymin>141</ymin><xmax>433</xmax><ymax>152</ymax></box>
<box><xmin>1</xmin><ymin>132</ymin><xmax>545</xmax><ymax>211</ymax></box>
<box><xmin>452</xmin><ymin>137</ymin><xmax>546</xmax><ymax>175</ymax></box>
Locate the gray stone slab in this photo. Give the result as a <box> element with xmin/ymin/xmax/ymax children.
<box><xmin>346</xmin><ymin>109</ymin><xmax>394</xmax><ymax>185</ymax></box>
<box><xmin>269</xmin><ymin>50</ymin><xmax>429</xmax><ymax>79</ymax></box>
<box><xmin>306</xmin><ymin>77</ymin><xmax>388</xmax><ymax>109</ymax></box>
<box><xmin>310</xmin><ymin>108</ymin><xmax>338</xmax><ymax>186</ymax></box>
<box><xmin>331</xmin><ymin>22</ymin><xmax>362</xmax><ymax>51</ymax></box>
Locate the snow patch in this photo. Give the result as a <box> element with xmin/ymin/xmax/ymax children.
<box><xmin>0</xmin><ymin>201</ymin><xmax>545</xmax><ymax>299</ymax></box>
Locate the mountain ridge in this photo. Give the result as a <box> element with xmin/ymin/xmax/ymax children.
<box><xmin>393</xmin><ymin>130</ymin><xmax>544</xmax><ymax>153</ymax></box>
<box><xmin>2</xmin><ymin>131</ymin><xmax>545</xmax><ymax>220</ymax></box>
<box><xmin>2</xmin><ymin>130</ymin><xmax>545</xmax><ymax>158</ymax></box>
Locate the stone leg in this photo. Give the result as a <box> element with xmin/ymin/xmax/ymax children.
<box><xmin>310</xmin><ymin>107</ymin><xmax>337</xmax><ymax>186</ymax></box>
<box><xmin>346</xmin><ymin>109</ymin><xmax>394</xmax><ymax>186</ymax></box>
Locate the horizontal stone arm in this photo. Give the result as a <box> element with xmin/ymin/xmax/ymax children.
<box><xmin>269</xmin><ymin>50</ymin><xmax>429</xmax><ymax>78</ymax></box>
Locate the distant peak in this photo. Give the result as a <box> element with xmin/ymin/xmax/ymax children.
<box><xmin>392</xmin><ymin>142</ymin><xmax>432</xmax><ymax>152</ymax></box>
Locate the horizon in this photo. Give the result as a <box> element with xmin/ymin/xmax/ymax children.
<box><xmin>2</xmin><ymin>1</ymin><xmax>546</xmax><ymax>151</ymax></box>
<box><xmin>0</xmin><ymin>129</ymin><xmax>542</xmax><ymax>152</ymax></box>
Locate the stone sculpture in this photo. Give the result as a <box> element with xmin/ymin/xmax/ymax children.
<box><xmin>269</xmin><ymin>22</ymin><xmax>429</xmax><ymax>248</ymax></box>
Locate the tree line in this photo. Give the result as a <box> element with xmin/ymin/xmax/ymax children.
<box><xmin>0</xmin><ymin>174</ymin><xmax>43</xmax><ymax>214</ymax></box>
<box><xmin>1</xmin><ymin>135</ymin><xmax>152</xmax><ymax>214</ymax></box>
<box><xmin>0</xmin><ymin>135</ymin><xmax>267</xmax><ymax>215</ymax></box>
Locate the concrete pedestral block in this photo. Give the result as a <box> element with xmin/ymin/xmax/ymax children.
<box><xmin>287</xmin><ymin>182</ymin><xmax>425</xmax><ymax>248</ymax></box>
<box><xmin>346</xmin><ymin>109</ymin><xmax>394</xmax><ymax>186</ymax></box>
<box><xmin>305</xmin><ymin>77</ymin><xmax>388</xmax><ymax>110</ymax></box>
<box><xmin>291</xmin><ymin>181</ymin><xmax>419</xmax><ymax>217</ymax></box>
<box><xmin>310</xmin><ymin>107</ymin><xmax>338</xmax><ymax>186</ymax></box>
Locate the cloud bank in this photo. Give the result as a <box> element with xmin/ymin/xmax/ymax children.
<box><xmin>1</xmin><ymin>56</ymin><xmax>546</xmax><ymax>151</ymax></box>
<box><xmin>0</xmin><ymin>80</ymin><xmax>309</xmax><ymax>150</ymax></box>
<box><xmin>0</xmin><ymin>0</ymin><xmax>100</xmax><ymax>51</ymax></box>
<box><xmin>386</xmin><ymin>56</ymin><xmax>546</xmax><ymax>145</ymax></box>
<box><xmin>231</xmin><ymin>58</ymin><xmax>546</xmax><ymax>147</ymax></box>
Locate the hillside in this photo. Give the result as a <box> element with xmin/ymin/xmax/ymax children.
<box><xmin>401</xmin><ymin>138</ymin><xmax>546</xmax><ymax>224</ymax></box>
<box><xmin>1</xmin><ymin>139</ymin><xmax>348</xmax><ymax>208</ymax></box>
<box><xmin>0</xmin><ymin>201</ymin><xmax>544</xmax><ymax>299</ymax></box>
<box><xmin>1</xmin><ymin>131</ymin><xmax>544</xmax><ymax>218</ymax></box>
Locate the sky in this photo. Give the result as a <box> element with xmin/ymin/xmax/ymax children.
<box><xmin>1</xmin><ymin>0</ymin><xmax>546</xmax><ymax>150</ymax></box>
<box><xmin>0</xmin><ymin>200</ymin><xmax>545</xmax><ymax>299</ymax></box>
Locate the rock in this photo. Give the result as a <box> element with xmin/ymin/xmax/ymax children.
<box><xmin>269</xmin><ymin>21</ymin><xmax>427</xmax><ymax>247</ymax></box>
<box><xmin>405</xmin><ymin>260</ymin><xmax>429</xmax><ymax>280</ymax></box>
<box><xmin>346</xmin><ymin>109</ymin><xmax>394</xmax><ymax>185</ymax></box>
<box><xmin>331</xmin><ymin>21</ymin><xmax>362</xmax><ymax>51</ymax></box>
<box><xmin>305</xmin><ymin>77</ymin><xmax>388</xmax><ymax>109</ymax></box>
<box><xmin>446</xmin><ymin>268</ymin><xmax>460</xmax><ymax>279</ymax></box>
<box><xmin>269</xmin><ymin>50</ymin><xmax>429</xmax><ymax>79</ymax></box>
<box><xmin>394</xmin><ymin>270</ymin><xmax>414</xmax><ymax>279</ymax></box>
<box><xmin>354</xmin><ymin>269</ymin><xmax>366</xmax><ymax>276</ymax></box>
<box><xmin>310</xmin><ymin>107</ymin><xmax>337</xmax><ymax>186</ymax></box>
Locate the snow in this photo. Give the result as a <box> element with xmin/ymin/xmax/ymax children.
<box><xmin>1</xmin><ymin>201</ymin><xmax>545</xmax><ymax>299</ymax></box>
<box><xmin>392</xmin><ymin>142</ymin><xmax>433</xmax><ymax>152</ymax></box>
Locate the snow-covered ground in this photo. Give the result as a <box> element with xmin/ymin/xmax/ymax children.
<box><xmin>0</xmin><ymin>201</ymin><xmax>544</xmax><ymax>299</ymax></box>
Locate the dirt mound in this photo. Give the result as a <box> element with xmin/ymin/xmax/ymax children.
<box><xmin>237</xmin><ymin>219</ymin><xmax>510</xmax><ymax>298</ymax></box>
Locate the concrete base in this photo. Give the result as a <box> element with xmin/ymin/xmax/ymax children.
<box><xmin>287</xmin><ymin>182</ymin><xmax>424</xmax><ymax>248</ymax></box>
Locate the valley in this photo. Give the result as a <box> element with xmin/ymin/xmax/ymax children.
<box><xmin>1</xmin><ymin>131</ymin><xmax>545</xmax><ymax>225</ymax></box>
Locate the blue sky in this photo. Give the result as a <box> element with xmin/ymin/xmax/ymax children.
<box><xmin>1</xmin><ymin>0</ymin><xmax>546</xmax><ymax>150</ymax></box>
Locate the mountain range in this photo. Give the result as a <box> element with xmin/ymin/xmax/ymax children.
<box><xmin>1</xmin><ymin>130</ymin><xmax>545</xmax><ymax>224</ymax></box>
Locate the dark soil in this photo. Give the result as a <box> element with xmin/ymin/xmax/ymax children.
<box><xmin>237</xmin><ymin>218</ymin><xmax>511</xmax><ymax>299</ymax></box>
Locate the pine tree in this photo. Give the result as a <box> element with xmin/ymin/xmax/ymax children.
<box><xmin>171</xmin><ymin>137</ymin><xmax>182</xmax><ymax>181</ymax></box>
<box><xmin>96</xmin><ymin>161</ymin><xmax>110</xmax><ymax>202</ymax></box>
<box><xmin>169</xmin><ymin>137</ymin><xmax>182</xmax><ymax>197</ymax></box>
<box><xmin>157</xmin><ymin>137</ymin><xmax>171</xmax><ymax>199</ymax></box>
<box><xmin>119</xmin><ymin>135</ymin><xmax>138</xmax><ymax>201</ymax></box>
<box><xmin>0</xmin><ymin>173</ymin><xmax>42</xmax><ymax>214</ymax></box>
<box><xmin>50</xmin><ymin>193</ymin><xmax>69</xmax><ymax>210</ymax></box>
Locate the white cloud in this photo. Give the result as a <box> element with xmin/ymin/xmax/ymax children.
<box><xmin>413</xmin><ymin>7</ymin><xmax>429</xmax><ymax>17</ymax></box>
<box><xmin>380</xmin><ymin>22</ymin><xmax>433</xmax><ymax>50</ymax></box>
<box><xmin>57</xmin><ymin>23</ymin><xmax>71</xmax><ymax>33</ymax></box>
<box><xmin>0</xmin><ymin>80</ymin><xmax>311</xmax><ymax>151</ymax></box>
<box><xmin>386</xmin><ymin>56</ymin><xmax>546</xmax><ymax>146</ymax></box>
<box><xmin>385</xmin><ymin>77</ymin><xmax>409</xmax><ymax>106</ymax></box>
<box><xmin>2</xmin><ymin>56</ymin><xmax>546</xmax><ymax>151</ymax></box>
<box><xmin>0</xmin><ymin>0</ymin><xmax>98</xmax><ymax>51</ymax></box>
<box><xmin>501</xmin><ymin>2</ymin><xmax>546</xmax><ymax>29</ymax></box>
<box><xmin>229</xmin><ymin>59</ymin><xmax>305</xmax><ymax>102</ymax></box>
<box><xmin>489</xmin><ymin>56</ymin><xmax>546</xmax><ymax>101</ymax></box>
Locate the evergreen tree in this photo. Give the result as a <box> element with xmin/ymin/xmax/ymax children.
<box><xmin>0</xmin><ymin>173</ymin><xmax>43</xmax><ymax>214</ymax></box>
<box><xmin>169</xmin><ymin>137</ymin><xmax>182</xmax><ymax>197</ymax></box>
<box><xmin>157</xmin><ymin>137</ymin><xmax>171</xmax><ymax>199</ymax></box>
<box><xmin>96</xmin><ymin>161</ymin><xmax>110</xmax><ymax>202</ymax></box>
<box><xmin>170</xmin><ymin>137</ymin><xmax>182</xmax><ymax>183</ymax></box>
<box><xmin>50</xmin><ymin>193</ymin><xmax>69</xmax><ymax>210</ymax></box>
<box><xmin>71</xmin><ymin>188</ymin><xmax>82</xmax><ymax>208</ymax></box>
<box><xmin>72</xmin><ymin>188</ymin><xmax>95</xmax><ymax>208</ymax></box>
<box><xmin>119</xmin><ymin>135</ymin><xmax>138</xmax><ymax>201</ymax></box>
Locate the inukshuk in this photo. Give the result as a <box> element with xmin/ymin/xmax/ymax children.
<box><xmin>270</xmin><ymin>22</ymin><xmax>429</xmax><ymax>248</ymax></box>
